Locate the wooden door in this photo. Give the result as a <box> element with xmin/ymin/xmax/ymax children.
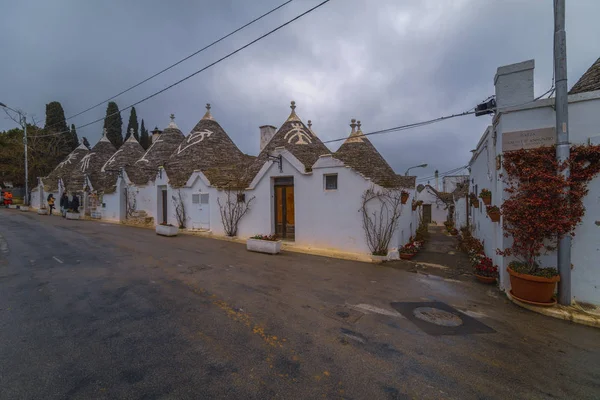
<box><xmin>275</xmin><ymin>185</ymin><xmax>295</xmax><ymax>240</ymax></box>
<box><xmin>161</xmin><ymin>189</ymin><xmax>168</xmax><ymax>224</ymax></box>
<box><xmin>422</xmin><ymin>204</ymin><xmax>432</xmax><ymax>223</ymax></box>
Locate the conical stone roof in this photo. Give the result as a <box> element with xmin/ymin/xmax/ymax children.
<box><xmin>334</xmin><ymin>120</ymin><xmax>399</xmax><ymax>188</ymax></box>
<box><xmin>246</xmin><ymin>101</ymin><xmax>331</xmax><ymax>183</ymax></box>
<box><xmin>67</xmin><ymin>131</ymin><xmax>116</xmax><ymax>192</ymax></box>
<box><xmin>98</xmin><ymin>133</ymin><xmax>146</xmax><ymax>193</ymax></box>
<box><xmin>128</xmin><ymin>115</ymin><xmax>185</xmax><ymax>185</ymax></box>
<box><xmin>569</xmin><ymin>56</ymin><xmax>600</xmax><ymax>95</ymax></box>
<box><xmin>43</xmin><ymin>143</ymin><xmax>89</xmax><ymax>191</ymax></box>
<box><xmin>166</xmin><ymin>104</ymin><xmax>246</xmax><ymax>188</ymax></box>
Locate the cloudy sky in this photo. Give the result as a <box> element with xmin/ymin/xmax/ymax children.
<box><xmin>1</xmin><ymin>0</ymin><xmax>599</xmax><ymax>182</ymax></box>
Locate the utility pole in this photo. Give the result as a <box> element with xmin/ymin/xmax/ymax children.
<box><xmin>554</xmin><ymin>0</ymin><xmax>571</xmax><ymax>305</ymax></box>
<box><xmin>22</xmin><ymin>115</ymin><xmax>29</xmax><ymax>206</ymax></box>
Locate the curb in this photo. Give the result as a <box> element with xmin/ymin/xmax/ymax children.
<box><xmin>506</xmin><ymin>292</ymin><xmax>600</xmax><ymax>329</ymax></box>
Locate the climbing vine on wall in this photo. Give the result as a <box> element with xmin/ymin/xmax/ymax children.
<box><xmin>498</xmin><ymin>144</ymin><xmax>600</xmax><ymax>273</ymax></box>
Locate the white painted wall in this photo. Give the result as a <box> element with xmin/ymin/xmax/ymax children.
<box><xmin>453</xmin><ymin>196</ymin><xmax>468</xmax><ymax>229</ymax></box>
<box><xmin>442</xmin><ymin>176</ymin><xmax>468</xmax><ymax>193</ymax></box>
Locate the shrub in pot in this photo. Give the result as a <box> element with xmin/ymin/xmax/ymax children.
<box><xmin>486</xmin><ymin>205</ymin><xmax>501</xmax><ymax>222</ymax></box>
<box><xmin>507</xmin><ymin>261</ymin><xmax>560</xmax><ymax>304</ymax></box>
<box><xmin>247</xmin><ymin>234</ymin><xmax>281</xmax><ymax>254</ymax></box>
<box><xmin>479</xmin><ymin>189</ymin><xmax>492</xmax><ymax>205</ymax></box>
<box><xmin>400</xmin><ymin>190</ymin><xmax>409</xmax><ymax>205</ymax></box>
<box><xmin>473</xmin><ymin>256</ymin><xmax>498</xmax><ymax>284</ymax></box>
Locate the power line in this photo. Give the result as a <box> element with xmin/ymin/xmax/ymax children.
<box><xmin>416</xmin><ymin>166</ymin><xmax>468</xmax><ymax>183</ymax></box>
<box><xmin>33</xmin><ymin>0</ymin><xmax>332</xmax><ymax>139</ymax></box>
<box><xmin>43</xmin><ymin>0</ymin><xmax>295</xmax><ymax>131</ymax></box>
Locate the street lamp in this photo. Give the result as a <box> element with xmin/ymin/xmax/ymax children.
<box><xmin>405</xmin><ymin>163</ymin><xmax>428</xmax><ymax>176</ymax></box>
<box><xmin>0</xmin><ymin>102</ymin><xmax>29</xmax><ymax>206</ymax></box>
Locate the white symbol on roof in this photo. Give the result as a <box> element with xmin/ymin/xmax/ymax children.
<box><xmin>284</xmin><ymin>123</ymin><xmax>312</xmax><ymax>145</ymax></box>
<box><xmin>80</xmin><ymin>153</ymin><xmax>95</xmax><ymax>172</ymax></box>
<box><xmin>176</xmin><ymin>129</ymin><xmax>213</xmax><ymax>154</ymax></box>
<box><xmin>101</xmin><ymin>149</ymin><xmax>123</xmax><ymax>172</ymax></box>
<box><xmin>57</xmin><ymin>152</ymin><xmax>77</xmax><ymax>169</ymax></box>
<box><xmin>137</xmin><ymin>136</ymin><xmax>163</xmax><ymax>164</ymax></box>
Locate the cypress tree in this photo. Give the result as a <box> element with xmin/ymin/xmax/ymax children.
<box><xmin>44</xmin><ymin>101</ymin><xmax>69</xmax><ymax>134</ymax></box>
<box><xmin>70</xmin><ymin>124</ymin><xmax>79</xmax><ymax>150</ymax></box>
<box><xmin>103</xmin><ymin>101</ymin><xmax>123</xmax><ymax>148</ymax></box>
<box><xmin>125</xmin><ymin>107</ymin><xmax>139</xmax><ymax>142</ymax></box>
<box><xmin>82</xmin><ymin>137</ymin><xmax>91</xmax><ymax>149</ymax></box>
<box><xmin>44</xmin><ymin>101</ymin><xmax>71</xmax><ymax>160</ymax></box>
<box><xmin>140</xmin><ymin>119</ymin><xmax>150</xmax><ymax>150</ymax></box>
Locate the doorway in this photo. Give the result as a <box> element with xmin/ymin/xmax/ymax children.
<box><xmin>191</xmin><ymin>192</ymin><xmax>210</xmax><ymax>230</ymax></box>
<box><xmin>157</xmin><ymin>186</ymin><xmax>168</xmax><ymax>225</ymax></box>
<box><xmin>274</xmin><ymin>177</ymin><xmax>295</xmax><ymax>240</ymax></box>
<box><xmin>422</xmin><ymin>204</ymin><xmax>432</xmax><ymax>224</ymax></box>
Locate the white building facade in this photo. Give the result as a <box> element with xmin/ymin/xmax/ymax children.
<box><xmin>468</xmin><ymin>58</ymin><xmax>600</xmax><ymax>305</ymax></box>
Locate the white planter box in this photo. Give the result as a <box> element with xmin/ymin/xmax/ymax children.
<box><xmin>19</xmin><ymin>206</ymin><xmax>29</xmax><ymax>211</ymax></box>
<box><xmin>66</xmin><ymin>212</ymin><xmax>81</xmax><ymax>220</ymax></box>
<box><xmin>156</xmin><ymin>224</ymin><xmax>178</xmax><ymax>237</ymax></box>
<box><xmin>371</xmin><ymin>255</ymin><xmax>388</xmax><ymax>264</ymax></box>
<box><xmin>246</xmin><ymin>238</ymin><xmax>282</xmax><ymax>255</ymax></box>
<box><xmin>37</xmin><ymin>209</ymin><xmax>48</xmax><ymax>215</ymax></box>
<box><xmin>8</xmin><ymin>205</ymin><xmax>18</xmax><ymax>209</ymax></box>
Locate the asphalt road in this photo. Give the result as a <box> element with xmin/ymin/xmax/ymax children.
<box><xmin>0</xmin><ymin>209</ymin><xmax>599</xmax><ymax>399</ymax></box>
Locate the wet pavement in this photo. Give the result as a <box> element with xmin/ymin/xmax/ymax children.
<box><xmin>1</xmin><ymin>209</ymin><xmax>599</xmax><ymax>399</ymax></box>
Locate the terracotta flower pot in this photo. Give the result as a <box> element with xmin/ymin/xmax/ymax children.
<box><xmin>401</xmin><ymin>193</ymin><xmax>409</xmax><ymax>204</ymax></box>
<box><xmin>472</xmin><ymin>201</ymin><xmax>479</xmax><ymax>208</ymax></box>
<box><xmin>412</xmin><ymin>205</ymin><xmax>417</xmax><ymax>211</ymax></box>
<box><xmin>481</xmin><ymin>196</ymin><xmax>491</xmax><ymax>206</ymax></box>
<box><xmin>474</xmin><ymin>274</ymin><xmax>496</xmax><ymax>284</ymax></box>
<box><xmin>507</xmin><ymin>267</ymin><xmax>560</xmax><ymax>304</ymax></box>
<box><xmin>400</xmin><ymin>252</ymin><xmax>415</xmax><ymax>260</ymax></box>
<box><xmin>488</xmin><ymin>210</ymin><xmax>501</xmax><ymax>222</ymax></box>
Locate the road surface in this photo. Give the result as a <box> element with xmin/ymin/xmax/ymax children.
<box><xmin>0</xmin><ymin>209</ymin><xmax>599</xmax><ymax>399</ymax></box>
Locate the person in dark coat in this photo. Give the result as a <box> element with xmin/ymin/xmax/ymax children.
<box><xmin>70</xmin><ymin>195</ymin><xmax>80</xmax><ymax>213</ymax></box>
<box><xmin>60</xmin><ymin>193</ymin><xmax>69</xmax><ymax>217</ymax></box>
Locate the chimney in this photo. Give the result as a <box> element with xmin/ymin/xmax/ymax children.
<box><xmin>151</xmin><ymin>126</ymin><xmax>162</xmax><ymax>144</ymax></box>
<box><xmin>435</xmin><ymin>170</ymin><xmax>439</xmax><ymax>191</ymax></box>
<box><xmin>260</xmin><ymin>125</ymin><xmax>277</xmax><ymax>151</ymax></box>
<box><xmin>494</xmin><ymin>59</ymin><xmax>535</xmax><ymax>109</ymax></box>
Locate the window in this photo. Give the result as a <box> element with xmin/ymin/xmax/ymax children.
<box><xmin>237</xmin><ymin>193</ymin><xmax>245</xmax><ymax>203</ymax></box>
<box><xmin>192</xmin><ymin>194</ymin><xmax>200</xmax><ymax>204</ymax></box>
<box><xmin>200</xmin><ymin>193</ymin><xmax>209</xmax><ymax>204</ymax></box>
<box><xmin>324</xmin><ymin>174</ymin><xmax>338</xmax><ymax>190</ymax></box>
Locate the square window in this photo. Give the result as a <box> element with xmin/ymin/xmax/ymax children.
<box><xmin>200</xmin><ymin>193</ymin><xmax>209</xmax><ymax>204</ymax></box>
<box><xmin>192</xmin><ymin>194</ymin><xmax>200</xmax><ymax>204</ymax></box>
<box><xmin>237</xmin><ymin>193</ymin><xmax>245</xmax><ymax>203</ymax></box>
<box><xmin>325</xmin><ymin>174</ymin><xmax>338</xmax><ymax>190</ymax></box>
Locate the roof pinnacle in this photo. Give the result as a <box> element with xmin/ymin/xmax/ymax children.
<box><xmin>202</xmin><ymin>103</ymin><xmax>214</xmax><ymax>120</ymax></box>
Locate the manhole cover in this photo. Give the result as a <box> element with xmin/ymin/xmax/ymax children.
<box><xmin>413</xmin><ymin>307</ymin><xmax>463</xmax><ymax>327</ymax></box>
<box><xmin>336</xmin><ymin>311</ymin><xmax>350</xmax><ymax>318</ymax></box>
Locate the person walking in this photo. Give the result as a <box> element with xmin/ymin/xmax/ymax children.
<box><xmin>70</xmin><ymin>194</ymin><xmax>80</xmax><ymax>214</ymax></box>
<box><xmin>60</xmin><ymin>193</ymin><xmax>69</xmax><ymax>217</ymax></box>
<box><xmin>47</xmin><ymin>194</ymin><xmax>55</xmax><ymax>216</ymax></box>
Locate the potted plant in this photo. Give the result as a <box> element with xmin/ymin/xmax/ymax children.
<box><xmin>156</xmin><ymin>222</ymin><xmax>179</xmax><ymax>237</ymax></box>
<box><xmin>65</xmin><ymin>209</ymin><xmax>80</xmax><ymax>220</ymax></box>
<box><xmin>470</xmin><ymin>193</ymin><xmax>479</xmax><ymax>208</ymax></box>
<box><xmin>399</xmin><ymin>240</ymin><xmax>421</xmax><ymax>260</ymax></box>
<box><xmin>370</xmin><ymin>250</ymin><xmax>388</xmax><ymax>263</ymax></box>
<box><xmin>507</xmin><ymin>261</ymin><xmax>560</xmax><ymax>305</ymax></box>
<box><xmin>486</xmin><ymin>205</ymin><xmax>501</xmax><ymax>222</ymax></box>
<box><xmin>247</xmin><ymin>234</ymin><xmax>281</xmax><ymax>254</ymax></box>
<box><xmin>400</xmin><ymin>190</ymin><xmax>409</xmax><ymax>205</ymax></box>
<box><xmin>479</xmin><ymin>189</ymin><xmax>492</xmax><ymax>205</ymax></box>
<box><xmin>473</xmin><ymin>256</ymin><xmax>498</xmax><ymax>284</ymax></box>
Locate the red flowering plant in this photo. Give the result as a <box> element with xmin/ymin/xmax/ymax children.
<box><xmin>474</xmin><ymin>256</ymin><xmax>498</xmax><ymax>278</ymax></box>
<box><xmin>499</xmin><ymin>145</ymin><xmax>600</xmax><ymax>276</ymax></box>
<box><xmin>400</xmin><ymin>240</ymin><xmax>422</xmax><ymax>254</ymax></box>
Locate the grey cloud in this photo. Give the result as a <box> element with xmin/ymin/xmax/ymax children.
<box><xmin>1</xmin><ymin>0</ymin><xmax>599</xmax><ymax>182</ymax></box>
